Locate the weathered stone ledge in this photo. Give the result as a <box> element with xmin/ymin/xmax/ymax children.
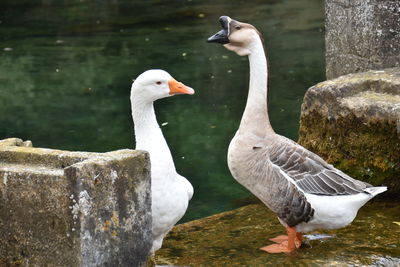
<box><xmin>299</xmin><ymin>68</ymin><xmax>400</xmax><ymax>195</ymax></box>
<box><xmin>326</xmin><ymin>0</ymin><xmax>400</xmax><ymax>79</ymax></box>
<box><xmin>0</xmin><ymin>138</ymin><xmax>152</xmax><ymax>267</ymax></box>
<box><xmin>156</xmin><ymin>203</ymin><xmax>400</xmax><ymax>266</ymax></box>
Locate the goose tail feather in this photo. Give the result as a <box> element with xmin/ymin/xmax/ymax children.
<box><xmin>364</xmin><ymin>186</ymin><xmax>387</xmax><ymax>197</ymax></box>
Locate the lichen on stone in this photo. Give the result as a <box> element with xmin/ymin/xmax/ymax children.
<box><xmin>299</xmin><ymin>68</ymin><xmax>400</xmax><ymax>196</ymax></box>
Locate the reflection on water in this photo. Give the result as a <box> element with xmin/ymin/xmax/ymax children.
<box><xmin>0</xmin><ymin>0</ymin><xmax>325</xmax><ymax>221</ymax></box>
<box><xmin>304</xmin><ymin>233</ymin><xmax>334</xmax><ymax>240</ymax></box>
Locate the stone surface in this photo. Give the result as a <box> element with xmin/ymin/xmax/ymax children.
<box><xmin>326</xmin><ymin>0</ymin><xmax>400</xmax><ymax>79</ymax></box>
<box><xmin>0</xmin><ymin>138</ymin><xmax>152</xmax><ymax>267</ymax></box>
<box><xmin>298</xmin><ymin>68</ymin><xmax>400</xmax><ymax>195</ymax></box>
<box><xmin>156</xmin><ymin>203</ymin><xmax>400</xmax><ymax>266</ymax></box>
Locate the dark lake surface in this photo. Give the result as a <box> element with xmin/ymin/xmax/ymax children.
<box><xmin>0</xmin><ymin>0</ymin><xmax>325</xmax><ymax>221</ymax></box>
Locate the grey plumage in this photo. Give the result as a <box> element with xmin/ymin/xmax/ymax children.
<box><xmin>211</xmin><ymin>16</ymin><xmax>387</xmax><ymax>233</ymax></box>
<box><xmin>228</xmin><ymin>136</ymin><xmax>315</xmax><ymax>227</ymax></box>
<box><xmin>269</xmin><ymin>136</ymin><xmax>371</xmax><ymax>196</ymax></box>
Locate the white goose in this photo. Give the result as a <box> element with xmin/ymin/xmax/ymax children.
<box><xmin>208</xmin><ymin>16</ymin><xmax>387</xmax><ymax>253</ymax></box>
<box><xmin>130</xmin><ymin>69</ymin><xmax>194</xmax><ymax>253</ymax></box>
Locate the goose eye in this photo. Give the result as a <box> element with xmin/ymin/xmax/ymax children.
<box><xmin>156</xmin><ymin>81</ymin><xmax>162</xmax><ymax>85</ymax></box>
<box><xmin>235</xmin><ymin>26</ymin><xmax>241</xmax><ymax>30</ymax></box>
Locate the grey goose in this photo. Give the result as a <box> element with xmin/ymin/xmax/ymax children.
<box><xmin>207</xmin><ymin>16</ymin><xmax>387</xmax><ymax>253</ymax></box>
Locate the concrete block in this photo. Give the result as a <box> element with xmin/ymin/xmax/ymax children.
<box><xmin>0</xmin><ymin>138</ymin><xmax>152</xmax><ymax>267</ymax></box>
<box><xmin>325</xmin><ymin>0</ymin><xmax>400</xmax><ymax>79</ymax></box>
<box><xmin>298</xmin><ymin>68</ymin><xmax>400</xmax><ymax>194</ymax></box>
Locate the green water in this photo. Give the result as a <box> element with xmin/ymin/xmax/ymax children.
<box><xmin>0</xmin><ymin>0</ymin><xmax>325</xmax><ymax>221</ymax></box>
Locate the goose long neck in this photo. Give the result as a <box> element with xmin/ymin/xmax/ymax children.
<box><xmin>131</xmin><ymin>98</ymin><xmax>175</xmax><ymax>170</ymax></box>
<box><xmin>238</xmin><ymin>38</ymin><xmax>274</xmax><ymax>137</ymax></box>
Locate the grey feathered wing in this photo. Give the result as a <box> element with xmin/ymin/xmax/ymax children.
<box><xmin>269</xmin><ymin>135</ymin><xmax>371</xmax><ymax>196</ymax></box>
<box><xmin>253</xmin><ymin>135</ymin><xmax>372</xmax><ymax>227</ymax></box>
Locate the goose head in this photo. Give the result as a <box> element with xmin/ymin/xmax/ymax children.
<box><xmin>207</xmin><ymin>16</ymin><xmax>261</xmax><ymax>56</ymax></box>
<box><xmin>131</xmin><ymin>69</ymin><xmax>194</xmax><ymax>103</ymax></box>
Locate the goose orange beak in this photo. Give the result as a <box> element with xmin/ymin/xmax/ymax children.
<box><xmin>168</xmin><ymin>79</ymin><xmax>195</xmax><ymax>95</ymax></box>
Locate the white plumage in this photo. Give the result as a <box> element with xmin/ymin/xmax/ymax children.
<box><xmin>130</xmin><ymin>69</ymin><xmax>194</xmax><ymax>253</ymax></box>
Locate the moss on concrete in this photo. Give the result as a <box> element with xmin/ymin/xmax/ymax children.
<box><xmin>299</xmin><ymin>68</ymin><xmax>400</xmax><ymax>196</ymax></box>
<box><xmin>0</xmin><ymin>138</ymin><xmax>152</xmax><ymax>267</ymax></box>
<box><xmin>156</xmin><ymin>203</ymin><xmax>400</xmax><ymax>266</ymax></box>
<box><xmin>299</xmin><ymin>111</ymin><xmax>399</xmax><ymax>195</ymax></box>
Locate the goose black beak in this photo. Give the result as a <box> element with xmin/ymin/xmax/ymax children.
<box><xmin>207</xmin><ymin>16</ymin><xmax>230</xmax><ymax>44</ymax></box>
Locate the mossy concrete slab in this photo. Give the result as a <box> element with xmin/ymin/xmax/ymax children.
<box><xmin>0</xmin><ymin>138</ymin><xmax>152</xmax><ymax>267</ymax></box>
<box><xmin>298</xmin><ymin>68</ymin><xmax>400</xmax><ymax>196</ymax></box>
<box><xmin>156</xmin><ymin>203</ymin><xmax>400</xmax><ymax>266</ymax></box>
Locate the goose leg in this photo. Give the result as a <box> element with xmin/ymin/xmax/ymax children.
<box><xmin>296</xmin><ymin>232</ymin><xmax>303</xmax><ymax>245</ymax></box>
<box><xmin>260</xmin><ymin>226</ymin><xmax>300</xmax><ymax>253</ymax></box>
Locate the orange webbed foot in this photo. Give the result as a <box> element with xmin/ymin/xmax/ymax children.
<box><xmin>260</xmin><ymin>243</ymin><xmax>295</xmax><ymax>254</ymax></box>
<box><xmin>269</xmin><ymin>234</ymin><xmax>302</xmax><ymax>248</ymax></box>
<box><xmin>260</xmin><ymin>227</ymin><xmax>302</xmax><ymax>253</ymax></box>
<box><xmin>269</xmin><ymin>235</ymin><xmax>288</xmax><ymax>244</ymax></box>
